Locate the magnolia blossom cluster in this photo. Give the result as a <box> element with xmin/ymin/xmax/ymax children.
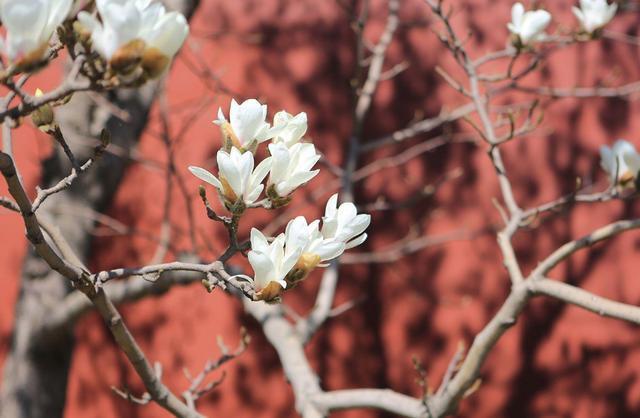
<box><xmin>508</xmin><ymin>0</ymin><xmax>617</xmax><ymax>47</ymax></box>
<box><xmin>78</xmin><ymin>0</ymin><xmax>189</xmax><ymax>78</ymax></box>
<box><xmin>0</xmin><ymin>0</ymin><xmax>188</xmax><ymax>78</ymax></box>
<box><xmin>189</xmin><ymin>99</ymin><xmax>320</xmax><ymax>212</ymax></box>
<box><xmin>600</xmin><ymin>140</ymin><xmax>640</xmax><ymax>189</ymax></box>
<box><xmin>249</xmin><ymin>196</ymin><xmax>370</xmax><ymax>301</ymax></box>
<box><xmin>189</xmin><ymin>99</ymin><xmax>371</xmax><ymax>302</ymax></box>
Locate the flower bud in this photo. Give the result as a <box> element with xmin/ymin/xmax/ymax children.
<box><xmin>201</xmin><ymin>278</ymin><xmax>215</xmax><ymax>293</ymax></box>
<box><xmin>255</xmin><ymin>281</ymin><xmax>284</xmax><ymax>303</ymax></box>
<box><xmin>31</xmin><ymin>89</ymin><xmax>56</xmax><ymax>132</ymax></box>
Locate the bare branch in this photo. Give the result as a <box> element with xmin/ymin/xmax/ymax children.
<box><xmin>0</xmin><ymin>151</ymin><xmax>202</xmax><ymax>418</ymax></box>
<box><xmin>182</xmin><ymin>329</ymin><xmax>250</xmax><ymax>408</ymax></box>
<box><xmin>531</xmin><ymin>218</ymin><xmax>640</xmax><ymax>278</ymax></box>
<box><xmin>529</xmin><ymin>278</ymin><xmax>640</xmax><ymax>325</ymax></box>
<box><xmin>312</xmin><ymin>389</ymin><xmax>426</xmax><ymax>417</ymax></box>
<box><xmin>361</xmin><ymin>103</ymin><xmax>475</xmax><ymax>151</ymax></box>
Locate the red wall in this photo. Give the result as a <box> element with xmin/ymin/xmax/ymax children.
<box><xmin>2</xmin><ymin>0</ymin><xmax>640</xmax><ymax>417</ymax></box>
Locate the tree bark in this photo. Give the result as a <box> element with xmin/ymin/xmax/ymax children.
<box><xmin>0</xmin><ymin>2</ymin><xmax>199</xmax><ymax>417</ymax></box>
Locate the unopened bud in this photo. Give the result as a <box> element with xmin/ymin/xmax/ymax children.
<box><xmin>201</xmin><ymin>278</ymin><xmax>215</xmax><ymax>293</ymax></box>
<box><xmin>31</xmin><ymin>89</ymin><xmax>55</xmax><ymax>131</ymax></box>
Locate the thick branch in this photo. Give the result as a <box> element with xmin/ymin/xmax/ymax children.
<box><xmin>312</xmin><ymin>389</ymin><xmax>426</xmax><ymax>417</ymax></box>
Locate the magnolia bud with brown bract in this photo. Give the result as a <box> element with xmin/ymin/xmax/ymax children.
<box><xmin>110</xmin><ymin>39</ymin><xmax>146</xmax><ymax>74</ymax></box>
<box><xmin>266</xmin><ymin>184</ymin><xmax>292</xmax><ymax>209</ymax></box>
<box><xmin>218</xmin><ymin>176</ymin><xmax>247</xmax><ymax>215</ymax></box>
<box><xmin>201</xmin><ymin>278</ymin><xmax>215</xmax><ymax>293</ymax></box>
<box><xmin>31</xmin><ymin>89</ymin><xmax>56</xmax><ymax>132</ymax></box>
<box><xmin>619</xmin><ymin>171</ymin><xmax>636</xmax><ymax>188</ymax></box>
<box><xmin>285</xmin><ymin>253</ymin><xmax>321</xmax><ymax>287</ymax></box>
<box><xmin>255</xmin><ymin>281</ymin><xmax>284</xmax><ymax>303</ymax></box>
<box><xmin>220</xmin><ymin>126</ymin><xmax>258</xmax><ymax>154</ymax></box>
<box><xmin>220</xmin><ymin>122</ymin><xmax>244</xmax><ymax>152</ymax></box>
<box><xmin>141</xmin><ymin>47</ymin><xmax>170</xmax><ymax>79</ymax></box>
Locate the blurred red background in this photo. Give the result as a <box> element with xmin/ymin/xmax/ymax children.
<box><xmin>2</xmin><ymin>0</ymin><xmax>640</xmax><ymax>417</ymax></box>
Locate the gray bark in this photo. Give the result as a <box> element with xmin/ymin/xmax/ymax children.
<box><xmin>0</xmin><ymin>2</ymin><xmax>199</xmax><ymax>417</ymax></box>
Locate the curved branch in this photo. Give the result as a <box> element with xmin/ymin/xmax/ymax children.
<box><xmin>531</xmin><ymin>218</ymin><xmax>640</xmax><ymax>278</ymax></box>
<box><xmin>312</xmin><ymin>389</ymin><xmax>426</xmax><ymax>417</ymax></box>
<box><xmin>529</xmin><ymin>278</ymin><xmax>640</xmax><ymax>325</ymax></box>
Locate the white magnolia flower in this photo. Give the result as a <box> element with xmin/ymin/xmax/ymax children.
<box><xmin>0</xmin><ymin>0</ymin><xmax>72</xmax><ymax>66</ymax></box>
<box><xmin>215</xmin><ymin>99</ymin><xmax>277</xmax><ymax>151</ymax></box>
<box><xmin>78</xmin><ymin>0</ymin><xmax>143</xmax><ymax>61</ymax></box>
<box><xmin>272</xmin><ymin>111</ymin><xmax>308</xmax><ymax>148</ymax></box>
<box><xmin>507</xmin><ymin>2</ymin><xmax>551</xmax><ymax>46</ymax></box>
<box><xmin>267</xmin><ymin>142</ymin><xmax>320</xmax><ymax>201</ymax></box>
<box><xmin>600</xmin><ymin>140</ymin><xmax>640</xmax><ymax>187</ymax></box>
<box><xmin>137</xmin><ymin>1</ymin><xmax>188</xmax><ymax>76</ymax></box>
<box><xmin>248</xmin><ymin>228</ymin><xmax>302</xmax><ymax>301</ymax></box>
<box><xmin>78</xmin><ymin>0</ymin><xmax>188</xmax><ymax>76</ymax></box>
<box><xmin>188</xmin><ymin>147</ymin><xmax>272</xmax><ymax>212</ymax></box>
<box><xmin>573</xmin><ymin>0</ymin><xmax>617</xmax><ymax>34</ymax></box>
<box><xmin>321</xmin><ymin>194</ymin><xmax>371</xmax><ymax>250</ymax></box>
<box><xmin>285</xmin><ymin>216</ymin><xmax>346</xmax><ymax>262</ymax></box>
<box><xmin>283</xmin><ymin>216</ymin><xmax>345</xmax><ymax>283</ymax></box>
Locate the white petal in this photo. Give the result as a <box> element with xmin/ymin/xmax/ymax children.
<box><xmin>345</xmin><ymin>233</ymin><xmax>367</xmax><ymax>250</ymax></box>
<box><xmin>248</xmin><ymin>250</ymin><xmax>275</xmax><ymax>289</ymax></box>
<box><xmin>215</xmin><ymin>107</ymin><xmax>226</xmax><ymax>124</ymax></box>
<box><xmin>285</xmin><ymin>216</ymin><xmax>311</xmax><ymax>254</ymax></box>
<box><xmin>217</xmin><ymin>150</ymin><xmax>243</xmax><ymax>197</ymax></box>
<box><xmin>231</xmin><ymin>99</ymin><xmax>268</xmax><ymax>146</ymax></box>
<box><xmin>245</xmin><ymin>184</ymin><xmax>264</xmax><ymax>204</ymax></box>
<box><xmin>146</xmin><ymin>11</ymin><xmax>188</xmax><ymax>57</ymax></box>
<box><xmin>511</xmin><ymin>3</ymin><xmax>525</xmax><ymax>28</ymax></box>
<box><xmin>324</xmin><ymin>193</ymin><xmax>339</xmax><ymax>218</ymax></box>
<box><xmin>623</xmin><ymin>152</ymin><xmax>640</xmax><ymax>177</ymax></box>
<box><xmin>250</xmin><ymin>228</ymin><xmax>269</xmax><ymax>252</ymax></box>
<box><xmin>188</xmin><ymin>166</ymin><xmax>222</xmax><ymax>189</ymax></box>
<box><xmin>268</xmin><ymin>142</ymin><xmax>291</xmax><ymax>186</ymax></box>
<box><xmin>344</xmin><ymin>214</ymin><xmax>372</xmax><ymax>239</ymax></box>
<box><xmin>337</xmin><ymin>202</ymin><xmax>358</xmax><ymax>225</ymax></box>
<box><xmin>321</xmin><ymin>218</ymin><xmax>338</xmax><ymax>240</ymax></box>
<box><xmin>238</xmin><ymin>149</ymin><xmax>255</xmax><ymax>186</ymax></box>
<box><xmin>252</xmin><ymin>156</ymin><xmax>273</xmax><ymax>185</ymax></box>
<box><xmin>520</xmin><ymin>10</ymin><xmax>551</xmax><ymax>44</ymax></box>
<box><xmin>281</xmin><ymin>246</ymin><xmax>302</xmax><ymax>278</ymax></box>
<box><xmin>315</xmin><ymin>240</ymin><xmax>345</xmax><ymax>261</ymax></box>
